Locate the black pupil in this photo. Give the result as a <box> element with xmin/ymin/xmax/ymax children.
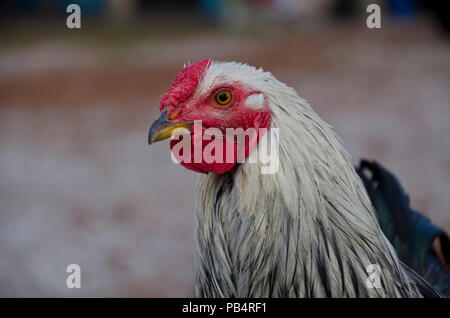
<box><xmin>218</xmin><ymin>92</ymin><xmax>229</xmax><ymax>102</ymax></box>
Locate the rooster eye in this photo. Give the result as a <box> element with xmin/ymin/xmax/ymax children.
<box><xmin>214</xmin><ymin>90</ymin><xmax>232</xmax><ymax>106</ymax></box>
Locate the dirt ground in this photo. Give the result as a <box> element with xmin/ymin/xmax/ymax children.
<box><xmin>0</xmin><ymin>19</ymin><xmax>449</xmax><ymax>296</ymax></box>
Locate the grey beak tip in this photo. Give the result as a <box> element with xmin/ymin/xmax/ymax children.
<box><xmin>148</xmin><ymin>133</ymin><xmax>153</xmax><ymax>145</ymax></box>
<box><xmin>148</xmin><ymin>109</ymin><xmax>168</xmax><ymax>145</ymax></box>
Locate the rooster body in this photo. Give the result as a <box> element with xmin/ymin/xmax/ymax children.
<box><xmin>148</xmin><ymin>60</ymin><xmax>442</xmax><ymax>297</ymax></box>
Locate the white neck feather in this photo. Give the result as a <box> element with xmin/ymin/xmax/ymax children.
<box><xmin>194</xmin><ymin>62</ymin><xmax>421</xmax><ymax>297</ymax></box>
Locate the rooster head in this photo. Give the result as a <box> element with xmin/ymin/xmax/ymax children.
<box><xmin>148</xmin><ymin>60</ymin><xmax>272</xmax><ymax>174</ymax></box>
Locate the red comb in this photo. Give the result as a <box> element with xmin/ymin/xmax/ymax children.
<box><xmin>160</xmin><ymin>59</ymin><xmax>211</xmax><ymax>111</ymax></box>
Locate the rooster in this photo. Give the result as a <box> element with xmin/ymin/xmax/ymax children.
<box><xmin>147</xmin><ymin>60</ymin><xmax>449</xmax><ymax>297</ymax></box>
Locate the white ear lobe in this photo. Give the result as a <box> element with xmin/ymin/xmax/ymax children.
<box><xmin>245</xmin><ymin>93</ymin><xmax>265</xmax><ymax>110</ymax></box>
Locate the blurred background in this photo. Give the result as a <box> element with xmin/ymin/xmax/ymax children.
<box><xmin>0</xmin><ymin>0</ymin><xmax>449</xmax><ymax>297</ymax></box>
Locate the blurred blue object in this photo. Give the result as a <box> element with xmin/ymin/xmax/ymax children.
<box><xmin>196</xmin><ymin>0</ymin><xmax>226</xmax><ymax>21</ymax></box>
<box><xmin>387</xmin><ymin>0</ymin><xmax>417</xmax><ymax>18</ymax></box>
<box><xmin>57</xmin><ymin>0</ymin><xmax>106</xmax><ymax>16</ymax></box>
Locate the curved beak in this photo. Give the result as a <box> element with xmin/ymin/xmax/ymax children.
<box><xmin>148</xmin><ymin>109</ymin><xmax>193</xmax><ymax>145</ymax></box>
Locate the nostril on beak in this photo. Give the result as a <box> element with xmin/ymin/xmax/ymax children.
<box><xmin>168</xmin><ymin>109</ymin><xmax>182</xmax><ymax>121</ymax></box>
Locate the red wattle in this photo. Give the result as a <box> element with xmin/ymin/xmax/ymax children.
<box><xmin>169</xmin><ymin>111</ymin><xmax>271</xmax><ymax>175</ymax></box>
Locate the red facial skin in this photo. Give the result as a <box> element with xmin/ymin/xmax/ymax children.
<box><xmin>160</xmin><ymin>60</ymin><xmax>271</xmax><ymax>174</ymax></box>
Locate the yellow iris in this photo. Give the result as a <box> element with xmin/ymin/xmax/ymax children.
<box><xmin>214</xmin><ymin>90</ymin><xmax>232</xmax><ymax>106</ymax></box>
